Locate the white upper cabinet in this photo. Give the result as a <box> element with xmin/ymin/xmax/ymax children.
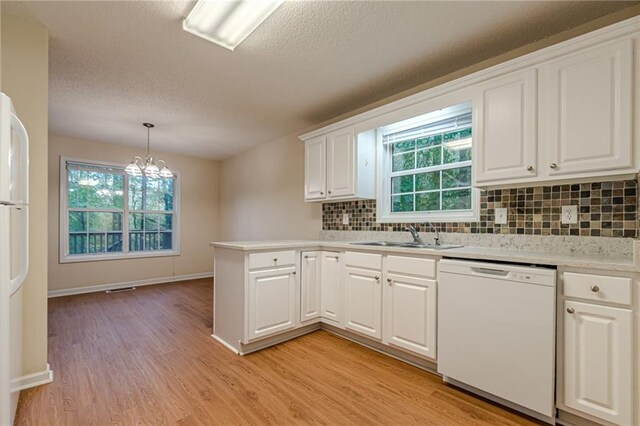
<box><xmin>302</xmin><ymin>127</ymin><xmax>375</xmax><ymax>202</ymax></box>
<box><xmin>304</xmin><ymin>136</ymin><xmax>326</xmax><ymax>200</ymax></box>
<box><xmin>327</xmin><ymin>128</ymin><xmax>355</xmax><ymax>198</ymax></box>
<box><xmin>474</xmin><ymin>68</ymin><xmax>538</xmax><ymax>185</ymax></box>
<box><xmin>541</xmin><ymin>38</ymin><xmax>634</xmax><ymax>178</ymax></box>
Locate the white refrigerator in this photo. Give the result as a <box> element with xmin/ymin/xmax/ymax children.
<box><xmin>0</xmin><ymin>92</ymin><xmax>29</xmax><ymax>426</ymax></box>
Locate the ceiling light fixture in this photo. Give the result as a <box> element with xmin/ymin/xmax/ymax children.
<box><xmin>183</xmin><ymin>0</ymin><xmax>284</xmax><ymax>51</ymax></box>
<box><xmin>125</xmin><ymin>123</ymin><xmax>174</xmax><ymax>178</ymax></box>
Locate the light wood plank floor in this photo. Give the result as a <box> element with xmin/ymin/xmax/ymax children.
<box><xmin>15</xmin><ymin>278</ymin><xmax>539</xmax><ymax>425</ymax></box>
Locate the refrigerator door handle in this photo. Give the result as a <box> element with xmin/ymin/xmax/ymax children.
<box><xmin>9</xmin><ymin>205</ymin><xmax>28</xmax><ymax>295</ymax></box>
<box><xmin>10</xmin><ymin>112</ymin><xmax>29</xmax><ymax>205</ymax></box>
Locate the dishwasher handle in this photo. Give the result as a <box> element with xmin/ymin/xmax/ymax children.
<box><xmin>470</xmin><ymin>267</ymin><xmax>511</xmax><ymax>277</ymax></box>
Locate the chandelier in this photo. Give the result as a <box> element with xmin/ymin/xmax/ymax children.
<box><xmin>125</xmin><ymin>123</ymin><xmax>173</xmax><ymax>178</ymax></box>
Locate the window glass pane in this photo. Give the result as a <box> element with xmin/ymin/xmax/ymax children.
<box><xmin>129</xmin><ymin>213</ymin><xmax>143</xmax><ymax>231</ymax></box>
<box><xmin>391</xmin><ymin>175</ymin><xmax>413</xmax><ymax>194</ymax></box>
<box><xmin>144</xmin><ymin>214</ymin><xmax>160</xmax><ymax>231</ymax></box>
<box><xmin>416</xmin><ymin>134</ymin><xmax>441</xmax><ymax>149</ymax></box>
<box><xmin>145</xmin><ymin>233</ymin><xmax>159</xmax><ymax>251</ymax></box>
<box><xmin>69</xmin><ymin>234</ymin><xmax>87</xmax><ymax>255</ymax></box>
<box><xmin>442</xmin><ymin>166</ymin><xmax>471</xmax><ymax>189</ymax></box>
<box><xmin>391</xmin><ymin>140</ymin><xmax>415</xmax><ymax>154</ymax></box>
<box><xmin>160</xmin><ymin>232</ymin><xmax>172</xmax><ymax>250</ymax></box>
<box><xmin>68</xmin><ymin>169</ymin><xmax>123</xmax><ymax>209</ymax></box>
<box><xmin>416</xmin><ymin>192</ymin><xmax>440</xmax><ymax>211</ymax></box>
<box><xmin>88</xmin><ymin>233</ymin><xmax>106</xmax><ymax>253</ymax></box>
<box><xmin>129</xmin><ymin>232</ymin><xmax>144</xmax><ymax>251</ymax></box>
<box><xmin>416</xmin><ymin>146</ymin><xmax>441</xmax><ymax>168</ymax></box>
<box><xmin>88</xmin><ymin>212</ymin><xmax>122</xmax><ymax>232</ymax></box>
<box><xmin>159</xmin><ymin>214</ymin><xmax>173</xmax><ymax>231</ymax></box>
<box><xmin>443</xmin><ymin>144</ymin><xmax>471</xmax><ymax>164</ymax></box>
<box><xmin>392</xmin><ymin>152</ymin><xmax>415</xmax><ymax>172</ymax></box>
<box><xmin>68</xmin><ymin>211</ymin><xmax>87</xmax><ymax>232</ymax></box>
<box><xmin>442</xmin><ymin>188</ymin><xmax>472</xmax><ymax>210</ymax></box>
<box><xmin>415</xmin><ymin>171</ymin><xmax>440</xmax><ymax>192</ymax></box>
<box><xmin>443</xmin><ymin>127</ymin><xmax>471</xmax><ymax>142</ymax></box>
<box><xmin>106</xmin><ymin>233</ymin><xmax>123</xmax><ymax>252</ymax></box>
<box><xmin>391</xmin><ymin>194</ymin><xmax>414</xmax><ymax>212</ymax></box>
<box><xmin>128</xmin><ymin>176</ymin><xmax>144</xmax><ymax>211</ymax></box>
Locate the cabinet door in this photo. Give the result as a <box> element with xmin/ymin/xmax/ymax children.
<box><xmin>304</xmin><ymin>136</ymin><xmax>326</xmax><ymax>201</ymax></box>
<box><xmin>542</xmin><ymin>39</ymin><xmax>633</xmax><ymax>176</ymax></box>
<box><xmin>247</xmin><ymin>267</ymin><xmax>297</xmax><ymax>342</ymax></box>
<box><xmin>384</xmin><ymin>273</ymin><xmax>437</xmax><ymax>359</ymax></box>
<box><xmin>564</xmin><ymin>300</ymin><xmax>632</xmax><ymax>425</ymax></box>
<box><xmin>321</xmin><ymin>252</ymin><xmax>342</xmax><ymax>325</ymax></box>
<box><xmin>344</xmin><ymin>266</ymin><xmax>382</xmax><ymax>339</ymax></box>
<box><xmin>327</xmin><ymin>128</ymin><xmax>355</xmax><ymax>198</ymax></box>
<box><xmin>474</xmin><ymin>68</ymin><xmax>538</xmax><ymax>184</ymax></box>
<box><xmin>301</xmin><ymin>252</ymin><xmax>321</xmax><ymax>322</ymax></box>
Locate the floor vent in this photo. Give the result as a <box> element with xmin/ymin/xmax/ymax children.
<box><xmin>105</xmin><ymin>287</ymin><xmax>136</xmax><ymax>294</ymax></box>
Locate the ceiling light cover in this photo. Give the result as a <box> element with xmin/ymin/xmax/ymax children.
<box><xmin>183</xmin><ymin>0</ymin><xmax>284</xmax><ymax>50</ymax></box>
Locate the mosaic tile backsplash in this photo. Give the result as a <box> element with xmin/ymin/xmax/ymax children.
<box><xmin>322</xmin><ymin>180</ymin><xmax>638</xmax><ymax>238</ymax></box>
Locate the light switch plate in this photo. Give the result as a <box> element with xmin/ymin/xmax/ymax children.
<box><xmin>562</xmin><ymin>205</ymin><xmax>578</xmax><ymax>224</ymax></box>
<box><xmin>495</xmin><ymin>208</ymin><xmax>507</xmax><ymax>224</ymax></box>
<box><xmin>342</xmin><ymin>213</ymin><xmax>349</xmax><ymax>225</ymax></box>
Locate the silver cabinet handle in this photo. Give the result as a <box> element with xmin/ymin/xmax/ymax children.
<box><xmin>590</xmin><ymin>285</ymin><xmax>600</xmax><ymax>293</ymax></box>
<box><xmin>374</xmin><ymin>276</ymin><xmax>380</xmax><ymax>281</ymax></box>
<box><xmin>550</xmin><ymin>163</ymin><xmax>557</xmax><ymax>169</ymax></box>
<box><xmin>526</xmin><ymin>166</ymin><xmax>534</xmax><ymax>172</ymax></box>
<box><xmin>567</xmin><ymin>307</ymin><xmax>575</xmax><ymax>314</ymax></box>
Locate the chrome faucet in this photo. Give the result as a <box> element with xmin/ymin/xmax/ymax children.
<box><xmin>422</xmin><ymin>221</ymin><xmax>441</xmax><ymax>246</ymax></box>
<box><xmin>404</xmin><ymin>225</ymin><xmax>423</xmax><ymax>244</ymax></box>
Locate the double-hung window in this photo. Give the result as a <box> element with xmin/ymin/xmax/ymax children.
<box><xmin>377</xmin><ymin>103</ymin><xmax>479</xmax><ymax>222</ymax></box>
<box><xmin>61</xmin><ymin>159</ymin><xmax>179</xmax><ymax>262</ymax></box>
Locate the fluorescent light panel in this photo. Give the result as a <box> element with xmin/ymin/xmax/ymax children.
<box><xmin>183</xmin><ymin>0</ymin><xmax>284</xmax><ymax>50</ymax></box>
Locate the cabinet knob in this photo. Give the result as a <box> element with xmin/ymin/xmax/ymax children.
<box><xmin>334</xmin><ymin>256</ymin><xmax>339</xmax><ymax>261</ymax></box>
<box><xmin>292</xmin><ymin>271</ymin><xmax>296</xmax><ymax>275</ymax></box>
<box><xmin>374</xmin><ymin>276</ymin><xmax>380</xmax><ymax>281</ymax></box>
<box><xmin>550</xmin><ymin>163</ymin><xmax>557</xmax><ymax>169</ymax></box>
<box><xmin>304</xmin><ymin>255</ymin><xmax>309</xmax><ymax>259</ymax></box>
<box><xmin>567</xmin><ymin>307</ymin><xmax>575</xmax><ymax>314</ymax></box>
<box><xmin>328</xmin><ymin>190</ymin><xmax>332</xmax><ymax>194</ymax></box>
<box><xmin>526</xmin><ymin>166</ymin><xmax>534</xmax><ymax>172</ymax></box>
<box><xmin>320</xmin><ymin>191</ymin><xmax>324</xmax><ymax>195</ymax></box>
<box><xmin>590</xmin><ymin>285</ymin><xmax>600</xmax><ymax>293</ymax></box>
<box><xmin>273</xmin><ymin>258</ymin><xmax>278</xmax><ymax>262</ymax></box>
<box><xmin>386</xmin><ymin>278</ymin><xmax>392</xmax><ymax>285</ymax></box>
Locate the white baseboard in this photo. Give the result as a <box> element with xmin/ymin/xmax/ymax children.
<box><xmin>211</xmin><ymin>334</ymin><xmax>240</xmax><ymax>354</ymax></box>
<box><xmin>48</xmin><ymin>272</ymin><xmax>213</xmax><ymax>298</ymax></box>
<box><xmin>11</xmin><ymin>363</ymin><xmax>53</xmax><ymax>392</ymax></box>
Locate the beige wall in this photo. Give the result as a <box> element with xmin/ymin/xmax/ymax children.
<box><xmin>219</xmin><ymin>133</ymin><xmax>321</xmax><ymax>241</ymax></box>
<box><xmin>48</xmin><ymin>135</ymin><xmax>220</xmax><ymax>292</ymax></box>
<box><xmin>2</xmin><ymin>14</ymin><xmax>49</xmax><ymax>378</ymax></box>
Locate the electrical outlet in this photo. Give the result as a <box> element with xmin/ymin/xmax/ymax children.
<box><xmin>342</xmin><ymin>213</ymin><xmax>349</xmax><ymax>225</ymax></box>
<box><xmin>495</xmin><ymin>208</ymin><xmax>507</xmax><ymax>225</ymax></box>
<box><xmin>562</xmin><ymin>205</ymin><xmax>578</xmax><ymax>224</ymax></box>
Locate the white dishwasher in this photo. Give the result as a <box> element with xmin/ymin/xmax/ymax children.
<box><xmin>437</xmin><ymin>259</ymin><xmax>556</xmax><ymax>423</ymax></box>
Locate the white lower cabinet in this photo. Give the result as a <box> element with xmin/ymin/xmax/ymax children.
<box><xmin>247</xmin><ymin>266</ymin><xmax>297</xmax><ymax>342</ymax></box>
<box><xmin>301</xmin><ymin>252</ymin><xmax>322</xmax><ymax>323</ymax></box>
<box><xmin>344</xmin><ymin>266</ymin><xmax>382</xmax><ymax>339</ymax></box>
<box><xmin>383</xmin><ymin>272</ymin><xmax>437</xmax><ymax>359</ymax></box>
<box><xmin>320</xmin><ymin>252</ymin><xmax>342</xmax><ymax>325</ymax></box>
<box><xmin>563</xmin><ymin>300</ymin><xmax>632</xmax><ymax>425</ymax></box>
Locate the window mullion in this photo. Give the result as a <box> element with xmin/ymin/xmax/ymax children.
<box><xmin>123</xmin><ymin>173</ymin><xmax>130</xmax><ymax>254</ymax></box>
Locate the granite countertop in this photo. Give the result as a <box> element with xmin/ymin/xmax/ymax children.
<box><xmin>210</xmin><ymin>240</ymin><xmax>639</xmax><ymax>272</ymax></box>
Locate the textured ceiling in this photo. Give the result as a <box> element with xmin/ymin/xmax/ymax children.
<box><xmin>4</xmin><ymin>1</ymin><xmax>638</xmax><ymax>159</ymax></box>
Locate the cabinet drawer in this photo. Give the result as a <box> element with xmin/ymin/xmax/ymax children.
<box><xmin>563</xmin><ymin>272</ymin><xmax>632</xmax><ymax>305</ymax></box>
<box><xmin>387</xmin><ymin>255</ymin><xmax>436</xmax><ymax>279</ymax></box>
<box><xmin>344</xmin><ymin>251</ymin><xmax>382</xmax><ymax>270</ymax></box>
<box><xmin>248</xmin><ymin>251</ymin><xmax>296</xmax><ymax>270</ymax></box>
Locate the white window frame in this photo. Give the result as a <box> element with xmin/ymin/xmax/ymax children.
<box><xmin>376</xmin><ymin>104</ymin><xmax>480</xmax><ymax>223</ymax></box>
<box><xmin>59</xmin><ymin>156</ymin><xmax>181</xmax><ymax>263</ymax></box>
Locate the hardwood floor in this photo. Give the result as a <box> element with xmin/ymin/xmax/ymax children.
<box><xmin>15</xmin><ymin>279</ymin><xmax>539</xmax><ymax>425</ymax></box>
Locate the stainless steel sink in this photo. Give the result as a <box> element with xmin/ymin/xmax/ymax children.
<box><xmin>350</xmin><ymin>241</ymin><xmax>463</xmax><ymax>250</ymax></box>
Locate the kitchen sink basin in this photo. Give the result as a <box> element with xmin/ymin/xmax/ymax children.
<box><xmin>350</xmin><ymin>241</ymin><xmax>463</xmax><ymax>250</ymax></box>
